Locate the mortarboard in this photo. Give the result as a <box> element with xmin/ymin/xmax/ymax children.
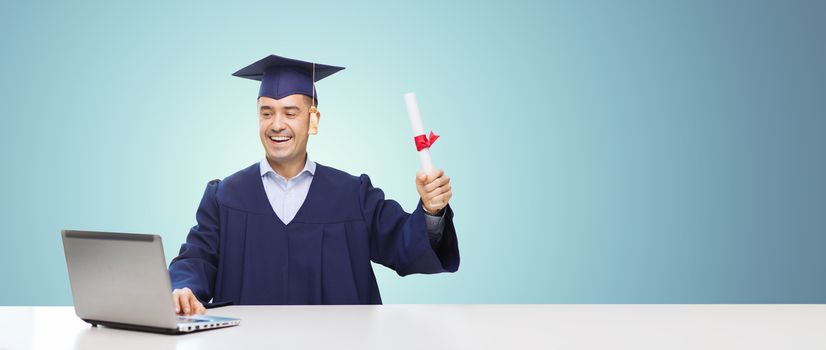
<box><xmin>232</xmin><ymin>54</ymin><xmax>345</xmax><ymax>105</ymax></box>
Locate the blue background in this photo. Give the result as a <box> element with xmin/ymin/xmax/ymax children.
<box><xmin>1</xmin><ymin>0</ymin><xmax>824</xmax><ymax>305</ymax></box>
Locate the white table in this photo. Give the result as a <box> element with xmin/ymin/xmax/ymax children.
<box><xmin>1</xmin><ymin>305</ymin><xmax>824</xmax><ymax>349</ymax></box>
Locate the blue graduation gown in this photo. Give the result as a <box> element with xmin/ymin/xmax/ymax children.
<box><xmin>168</xmin><ymin>162</ymin><xmax>459</xmax><ymax>305</ymax></box>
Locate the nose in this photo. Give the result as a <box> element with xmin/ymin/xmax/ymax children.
<box><xmin>270</xmin><ymin>113</ymin><xmax>287</xmax><ymax>132</ymax></box>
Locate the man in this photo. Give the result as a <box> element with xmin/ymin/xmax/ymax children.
<box><xmin>169</xmin><ymin>55</ymin><xmax>459</xmax><ymax>315</ymax></box>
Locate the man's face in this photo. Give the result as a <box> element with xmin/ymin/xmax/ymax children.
<box><xmin>258</xmin><ymin>94</ymin><xmax>313</xmax><ymax>165</ymax></box>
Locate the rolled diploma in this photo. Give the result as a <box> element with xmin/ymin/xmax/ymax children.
<box><xmin>404</xmin><ymin>92</ymin><xmax>434</xmax><ymax>174</ymax></box>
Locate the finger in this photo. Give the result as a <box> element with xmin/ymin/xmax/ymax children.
<box><xmin>415</xmin><ymin>173</ymin><xmax>428</xmax><ymax>193</ymax></box>
<box><xmin>428</xmin><ymin>184</ymin><xmax>451</xmax><ymax>199</ymax></box>
<box><xmin>424</xmin><ymin>175</ymin><xmax>449</xmax><ymax>193</ymax></box>
<box><xmin>196</xmin><ymin>305</ymin><xmax>207</xmax><ymax>315</ymax></box>
<box><xmin>180</xmin><ymin>293</ymin><xmax>192</xmax><ymax>315</ymax></box>
<box><xmin>424</xmin><ymin>177</ymin><xmax>449</xmax><ymax>194</ymax></box>
<box><xmin>424</xmin><ymin>183</ymin><xmax>450</xmax><ymax>202</ymax></box>
<box><xmin>429</xmin><ymin>191</ymin><xmax>452</xmax><ymax>208</ymax></box>
<box><xmin>189</xmin><ymin>294</ymin><xmax>204</xmax><ymax>315</ymax></box>
<box><xmin>189</xmin><ymin>294</ymin><xmax>204</xmax><ymax>314</ymax></box>
<box><xmin>426</xmin><ymin>169</ymin><xmax>444</xmax><ymax>184</ymax></box>
<box><xmin>416</xmin><ymin>171</ymin><xmax>427</xmax><ymax>184</ymax></box>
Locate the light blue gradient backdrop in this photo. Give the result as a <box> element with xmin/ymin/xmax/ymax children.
<box><xmin>1</xmin><ymin>0</ymin><xmax>824</xmax><ymax>305</ymax></box>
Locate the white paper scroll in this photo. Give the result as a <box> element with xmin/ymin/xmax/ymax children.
<box><xmin>404</xmin><ymin>92</ymin><xmax>435</xmax><ymax>174</ymax></box>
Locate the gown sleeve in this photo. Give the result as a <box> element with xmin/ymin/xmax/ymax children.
<box><xmin>359</xmin><ymin>174</ymin><xmax>460</xmax><ymax>276</ymax></box>
<box><xmin>168</xmin><ymin>179</ymin><xmax>221</xmax><ymax>303</ymax></box>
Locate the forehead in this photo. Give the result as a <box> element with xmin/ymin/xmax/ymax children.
<box><xmin>258</xmin><ymin>94</ymin><xmax>310</xmax><ymax>109</ymax></box>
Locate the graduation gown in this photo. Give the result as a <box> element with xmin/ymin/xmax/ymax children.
<box><xmin>168</xmin><ymin>162</ymin><xmax>459</xmax><ymax>305</ymax></box>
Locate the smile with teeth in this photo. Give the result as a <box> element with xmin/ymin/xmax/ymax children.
<box><xmin>269</xmin><ymin>135</ymin><xmax>292</xmax><ymax>143</ymax></box>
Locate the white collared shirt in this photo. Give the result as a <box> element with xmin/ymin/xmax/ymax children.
<box><xmin>259</xmin><ymin>156</ymin><xmax>316</xmax><ymax>225</ymax></box>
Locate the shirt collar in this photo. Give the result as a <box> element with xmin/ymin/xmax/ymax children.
<box><xmin>259</xmin><ymin>154</ymin><xmax>316</xmax><ymax>179</ymax></box>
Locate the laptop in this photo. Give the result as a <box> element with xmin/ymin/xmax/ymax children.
<box><xmin>61</xmin><ymin>229</ymin><xmax>241</xmax><ymax>334</ymax></box>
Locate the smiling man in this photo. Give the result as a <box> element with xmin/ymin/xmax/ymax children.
<box><xmin>167</xmin><ymin>55</ymin><xmax>459</xmax><ymax>315</ymax></box>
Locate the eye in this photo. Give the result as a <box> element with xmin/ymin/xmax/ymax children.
<box><xmin>261</xmin><ymin>112</ymin><xmax>272</xmax><ymax>118</ymax></box>
<box><xmin>286</xmin><ymin>113</ymin><xmax>297</xmax><ymax>118</ymax></box>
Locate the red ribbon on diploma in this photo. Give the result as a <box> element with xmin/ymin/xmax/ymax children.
<box><xmin>414</xmin><ymin>131</ymin><xmax>440</xmax><ymax>151</ymax></box>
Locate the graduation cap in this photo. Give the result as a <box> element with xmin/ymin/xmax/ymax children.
<box><xmin>232</xmin><ymin>54</ymin><xmax>345</xmax><ymax>105</ymax></box>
